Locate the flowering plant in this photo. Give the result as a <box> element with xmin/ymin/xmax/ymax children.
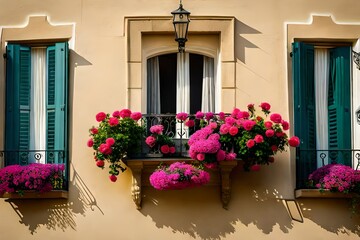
<box><xmin>308</xmin><ymin>164</ymin><xmax>360</xmax><ymax>193</ymax></box>
<box><xmin>0</xmin><ymin>163</ymin><xmax>65</xmax><ymax>195</ymax></box>
<box><xmin>87</xmin><ymin>108</ymin><xmax>144</xmax><ymax>182</ymax></box>
<box><xmin>188</xmin><ymin>102</ymin><xmax>300</xmax><ymax>170</ymax></box>
<box><xmin>149</xmin><ymin>162</ymin><xmax>210</xmax><ymax>190</ymax></box>
<box><xmin>145</xmin><ymin>124</ymin><xmax>176</xmax><ymax>155</ymax></box>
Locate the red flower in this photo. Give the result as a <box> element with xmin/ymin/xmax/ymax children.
<box><xmin>96</xmin><ymin>112</ymin><xmax>106</xmax><ymax>122</ymax></box>
<box><xmin>288</xmin><ymin>136</ymin><xmax>300</xmax><ymax>147</ymax></box>
<box><xmin>270</xmin><ymin>113</ymin><xmax>282</xmax><ymax>123</ymax></box>
<box><xmin>259</xmin><ymin>102</ymin><xmax>271</xmax><ymax>111</ymax></box>
<box><xmin>281</xmin><ymin>120</ymin><xmax>290</xmax><ymax>130</ymax></box>
<box><xmin>108</xmin><ymin>117</ymin><xmax>119</xmax><ymax>126</ymax></box>
<box><xmin>109</xmin><ymin>175</ymin><xmax>117</xmax><ymax>182</ymax></box>
<box><xmin>243</xmin><ymin>120</ymin><xmax>256</xmax><ymax>131</ymax></box>
<box><xmin>119</xmin><ymin>109</ymin><xmax>132</xmax><ymax>118</ymax></box>
<box><xmin>91</xmin><ymin>127</ymin><xmax>98</xmax><ymax>134</ymax></box>
<box><xmin>169</xmin><ymin>146</ymin><xmax>176</xmax><ymax>154</ymax></box>
<box><xmin>185</xmin><ymin>120</ymin><xmax>195</xmax><ymax>128</ymax></box>
<box><xmin>160</xmin><ymin>145</ymin><xmax>170</xmax><ymax>154</ymax></box>
<box><xmin>265</xmin><ymin>129</ymin><xmax>275</xmax><ymax>137</ymax></box>
<box><xmin>130</xmin><ymin>112</ymin><xmax>142</xmax><ymax>121</ymax></box>
<box><xmin>197</xmin><ymin>153</ymin><xmax>205</xmax><ymax>161</ymax></box>
<box><xmin>112</xmin><ymin>110</ymin><xmax>120</xmax><ymax>117</ymax></box>
<box><xmin>176</xmin><ymin>112</ymin><xmax>189</xmax><ymax>121</ymax></box>
<box><xmin>254</xmin><ymin>134</ymin><xmax>264</xmax><ymax>143</ymax></box>
<box><xmin>87</xmin><ymin>139</ymin><xmax>94</xmax><ymax>147</ymax></box>
<box><xmin>106</xmin><ymin>138</ymin><xmax>115</xmax><ymax>146</ymax></box>
<box><xmin>229</xmin><ymin>126</ymin><xmax>239</xmax><ymax>136</ymax></box>
<box><xmin>96</xmin><ymin>160</ymin><xmax>105</xmax><ymax>167</ymax></box>
<box><xmin>264</xmin><ymin>121</ymin><xmax>273</xmax><ymax>129</ymax></box>
<box><xmin>246</xmin><ymin>139</ymin><xmax>255</xmax><ymax>148</ymax></box>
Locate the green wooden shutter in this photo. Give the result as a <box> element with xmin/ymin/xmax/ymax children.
<box><xmin>5</xmin><ymin>44</ymin><xmax>31</xmax><ymax>165</ymax></box>
<box><xmin>46</xmin><ymin>42</ymin><xmax>68</xmax><ymax>164</ymax></box>
<box><xmin>328</xmin><ymin>46</ymin><xmax>351</xmax><ymax>165</ymax></box>
<box><xmin>292</xmin><ymin>42</ymin><xmax>316</xmax><ymax>188</ymax></box>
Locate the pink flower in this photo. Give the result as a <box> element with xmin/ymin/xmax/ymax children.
<box><xmin>220</xmin><ymin>124</ymin><xmax>230</xmax><ymax>135</ymax></box>
<box><xmin>87</xmin><ymin>139</ymin><xmax>94</xmax><ymax>147</ymax></box>
<box><xmin>237</xmin><ymin>111</ymin><xmax>250</xmax><ymax>119</ymax></box>
<box><xmin>112</xmin><ymin>111</ymin><xmax>120</xmax><ymax>117</ymax></box>
<box><xmin>259</xmin><ymin>102</ymin><xmax>271</xmax><ymax>111</ymax></box>
<box><xmin>176</xmin><ymin>112</ymin><xmax>189</xmax><ymax>121</ymax></box>
<box><xmin>231</xmin><ymin>108</ymin><xmax>241</xmax><ymax>118</ymax></box>
<box><xmin>96</xmin><ymin>112</ymin><xmax>107</xmax><ymax>122</ymax></box>
<box><xmin>99</xmin><ymin>144</ymin><xmax>112</xmax><ymax>155</ymax></box>
<box><xmin>205</xmin><ymin>112</ymin><xmax>214</xmax><ymax>121</ymax></box>
<box><xmin>185</xmin><ymin>120</ymin><xmax>195</xmax><ymax>127</ymax></box>
<box><xmin>195</xmin><ymin>111</ymin><xmax>204</xmax><ymax>119</ymax></box>
<box><xmin>225</xmin><ymin>153</ymin><xmax>237</xmax><ymax>161</ymax></box>
<box><xmin>251</xmin><ymin>164</ymin><xmax>261</xmax><ymax>171</ymax></box>
<box><xmin>91</xmin><ymin>127</ymin><xmax>98</xmax><ymax>134</ymax></box>
<box><xmin>246</xmin><ymin>139</ymin><xmax>255</xmax><ymax>148</ymax></box>
<box><xmin>281</xmin><ymin>120</ymin><xmax>290</xmax><ymax>130</ymax></box>
<box><xmin>243</xmin><ymin>120</ymin><xmax>256</xmax><ymax>131</ymax></box>
<box><xmin>96</xmin><ymin>160</ymin><xmax>105</xmax><ymax>167</ymax></box>
<box><xmin>150</xmin><ymin>125</ymin><xmax>164</xmax><ymax>134</ymax></box>
<box><xmin>109</xmin><ymin>175</ymin><xmax>117</xmax><ymax>182</ymax></box>
<box><xmin>225</xmin><ymin>117</ymin><xmax>236</xmax><ymax>125</ymax></box>
<box><xmin>270</xmin><ymin>113</ymin><xmax>282</xmax><ymax>123</ymax></box>
<box><xmin>130</xmin><ymin>112</ymin><xmax>142</xmax><ymax>121</ymax></box>
<box><xmin>264</xmin><ymin>121</ymin><xmax>273</xmax><ymax>129</ymax></box>
<box><xmin>197</xmin><ymin>153</ymin><xmax>205</xmax><ymax>161</ymax></box>
<box><xmin>160</xmin><ymin>145</ymin><xmax>170</xmax><ymax>154</ymax></box>
<box><xmin>106</xmin><ymin>138</ymin><xmax>115</xmax><ymax>146</ymax></box>
<box><xmin>169</xmin><ymin>146</ymin><xmax>176</xmax><ymax>154</ymax></box>
<box><xmin>229</xmin><ymin>126</ymin><xmax>239</xmax><ymax>136</ymax></box>
<box><xmin>108</xmin><ymin>117</ymin><xmax>119</xmax><ymax>126</ymax></box>
<box><xmin>265</xmin><ymin>129</ymin><xmax>275</xmax><ymax>137</ymax></box>
<box><xmin>288</xmin><ymin>136</ymin><xmax>300</xmax><ymax>147</ymax></box>
<box><xmin>254</xmin><ymin>135</ymin><xmax>264</xmax><ymax>143</ymax></box>
<box><xmin>119</xmin><ymin>109</ymin><xmax>132</xmax><ymax>118</ymax></box>
<box><xmin>209</xmin><ymin>122</ymin><xmax>218</xmax><ymax>129</ymax></box>
<box><xmin>218</xmin><ymin>112</ymin><xmax>226</xmax><ymax>120</ymax></box>
<box><xmin>145</xmin><ymin>136</ymin><xmax>156</xmax><ymax>148</ymax></box>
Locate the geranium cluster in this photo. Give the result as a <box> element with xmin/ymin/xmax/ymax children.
<box><xmin>145</xmin><ymin>124</ymin><xmax>176</xmax><ymax>155</ymax></box>
<box><xmin>308</xmin><ymin>164</ymin><xmax>360</xmax><ymax>193</ymax></box>
<box><xmin>149</xmin><ymin>162</ymin><xmax>210</xmax><ymax>190</ymax></box>
<box><xmin>0</xmin><ymin>163</ymin><xmax>65</xmax><ymax>195</ymax></box>
<box><xmin>88</xmin><ymin>108</ymin><xmax>144</xmax><ymax>182</ymax></box>
<box><xmin>188</xmin><ymin>124</ymin><xmax>236</xmax><ymax>169</ymax></box>
<box><xmin>188</xmin><ymin>102</ymin><xmax>300</xmax><ymax>170</ymax></box>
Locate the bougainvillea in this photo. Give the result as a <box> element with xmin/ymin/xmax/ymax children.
<box><xmin>149</xmin><ymin>162</ymin><xmax>210</xmax><ymax>190</ymax></box>
<box><xmin>0</xmin><ymin>163</ymin><xmax>65</xmax><ymax>195</ymax></box>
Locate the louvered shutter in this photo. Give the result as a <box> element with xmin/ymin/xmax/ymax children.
<box><xmin>328</xmin><ymin>47</ymin><xmax>351</xmax><ymax>165</ymax></box>
<box><xmin>46</xmin><ymin>42</ymin><xmax>68</xmax><ymax>164</ymax></box>
<box><xmin>5</xmin><ymin>44</ymin><xmax>31</xmax><ymax>165</ymax></box>
<box><xmin>292</xmin><ymin>42</ymin><xmax>317</xmax><ymax>188</ymax></box>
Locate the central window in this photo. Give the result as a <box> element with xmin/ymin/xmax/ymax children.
<box><xmin>146</xmin><ymin>52</ymin><xmax>215</xmax><ymax>114</ymax></box>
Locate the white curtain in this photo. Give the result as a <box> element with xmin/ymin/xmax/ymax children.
<box><xmin>29</xmin><ymin>48</ymin><xmax>47</xmax><ymax>163</ymax></box>
<box><xmin>314</xmin><ymin>48</ymin><xmax>330</xmax><ymax>167</ymax></box>
<box><xmin>147</xmin><ymin>57</ymin><xmax>161</xmax><ymax>114</ymax></box>
<box><xmin>176</xmin><ymin>52</ymin><xmax>190</xmax><ymax>113</ymax></box>
<box><xmin>201</xmin><ymin>56</ymin><xmax>215</xmax><ymax>112</ymax></box>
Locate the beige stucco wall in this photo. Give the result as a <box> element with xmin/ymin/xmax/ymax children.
<box><xmin>0</xmin><ymin>1</ymin><xmax>359</xmax><ymax>239</ymax></box>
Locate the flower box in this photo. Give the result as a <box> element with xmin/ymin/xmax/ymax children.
<box><xmin>0</xmin><ymin>190</ymin><xmax>68</xmax><ymax>199</ymax></box>
<box><xmin>295</xmin><ymin>189</ymin><xmax>355</xmax><ymax>198</ymax></box>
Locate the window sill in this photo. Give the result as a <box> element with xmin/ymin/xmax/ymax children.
<box><xmin>295</xmin><ymin>189</ymin><xmax>355</xmax><ymax>198</ymax></box>
<box><xmin>124</xmin><ymin>158</ymin><xmax>238</xmax><ymax>210</ymax></box>
<box><xmin>0</xmin><ymin>190</ymin><xmax>68</xmax><ymax>199</ymax></box>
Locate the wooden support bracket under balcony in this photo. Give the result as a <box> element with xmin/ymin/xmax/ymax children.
<box><xmin>124</xmin><ymin>158</ymin><xmax>238</xmax><ymax>210</ymax></box>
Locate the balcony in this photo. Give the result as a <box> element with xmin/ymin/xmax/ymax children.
<box><xmin>0</xmin><ymin>150</ymin><xmax>68</xmax><ymax>199</ymax></box>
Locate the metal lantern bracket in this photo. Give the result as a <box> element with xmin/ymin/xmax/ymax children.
<box><xmin>353</xmin><ymin>50</ymin><xmax>360</xmax><ymax>70</ymax></box>
<box><xmin>171</xmin><ymin>0</ymin><xmax>190</xmax><ymax>53</ymax></box>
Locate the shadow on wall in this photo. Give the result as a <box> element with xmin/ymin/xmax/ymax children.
<box><xmin>235</xmin><ymin>20</ymin><xmax>261</xmax><ymax>64</ymax></box>
<box><xmin>4</xmin><ymin>164</ymin><xmax>102</xmax><ymax>234</ymax></box>
<box><xmin>139</xmin><ymin>165</ymin><xmax>360</xmax><ymax>239</ymax></box>
<box><xmin>299</xmin><ymin>198</ymin><xmax>360</xmax><ymax>236</ymax></box>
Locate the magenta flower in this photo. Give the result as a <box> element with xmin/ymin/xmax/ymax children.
<box><xmin>259</xmin><ymin>102</ymin><xmax>271</xmax><ymax>111</ymax></box>
<box><xmin>205</xmin><ymin>112</ymin><xmax>214</xmax><ymax>121</ymax></box>
<box><xmin>229</xmin><ymin>126</ymin><xmax>239</xmax><ymax>136</ymax></box>
<box><xmin>185</xmin><ymin>119</ymin><xmax>195</xmax><ymax>127</ymax></box>
<box><xmin>145</xmin><ymin>136</ymin><xmax>156</xmax><ymax>148</ymax></box>
<box><xmin>265</xmin><ymin>129</ymin><xmax>275</xmax><ymax>137</ymax></box>
<box><xmin>106</xmin><ymin>137</ymin><xmax>115</xmax><ymax>146</ymax></box>
<box><xmin>197</xmin><ymin>153</ymin><xmax>205</xmax><ymax>161</ymax></box>
<box><xmin>119</xmin><ymin>109</ymin><xmax>132</xmax><ymax>118</ymax></box>
<box><xmin>270</xmin><ymin>113</ymin><xmax>282</xmax><ymax>123</ymax></box>
<box><xmin>288</xmin><ymin>136</ymin><xmax>300</xmax><ymax>147</ymax></box>
<box><xmin>246</xmin><ymin>139</ymin><xmax>255</xmax><ymax>148</ymax></box>
<box><xmin>150</xmin><ymin>125</ymin><xmax>164</xmax><ymax>134</ymax></box>
<box><xmin>112</xmin><ymin>110</ymin><xmax>120</xmax><ymax>117</ymax></box>
<box><xmin>130</xmin><ymin>112</ymin><xmax>142</xmax><ymax>121</ymax></box>
<box><xmin>254</xmin><ymin>135</ymin><xmax>264</xmax><ymax>143</ymax></box>
<box><xmin>96</xmin><ymin>112</ymin><xmax>106</xmax><ymax>122</ymax></box>
<box><xmin>87</xmin><ymin>139</ymin><xmax>94</xmax><ymax>147</ymax></box>
<box><xmin>195</xmin><ymin>111</ymin><xmax>204</xmax><ymax>119</ymax></box>
<box><xmin>264</xmin><ymin>121</ymin><xmax>273</xmax><ymax>129</ymax></box>
<box><xmin>218</xmin><ymin>112</ymin><xmax>226</xmax><ymax>120</ymax></box>
<box><xmin>176</xmin><ymin>112</ymin><xmax>189</xmax><ymax>121</ymax></box>
<box><xmin>108</xmin><ymin>117</ymin><xmax>119</xmax><ymax>126</ymax></box>
<box><xmin>99</xmin><ymin>143</ymin><xmax>112</xmax><ymax>155</ymax></box>
<box><xmin>281</xmin><ymin>120</ymin><xmax>290</xmax><ymax>130</ymax></box>
<box><xmin>243</xmin><ymin>120</ymin><xmax>256</xmax><ymax>131</ymax></box>
<box><xmin>169</xmin><ymin>146</ymin><xmax>176</xmax><ymax>154</ymax></box>
<box><xmin>160</xmin><ymin>145</ymin><xmax>170</xmax><ymax>154</ymax></box>
<box><xmin>220</xmin><ymin>124</ymin><xmax>230</xmax><ymax>135</ymax></box>
<box><xmin>91</xmin><ymin>127</ymin><xmax>98</xmax><ymax>134</ymax></box>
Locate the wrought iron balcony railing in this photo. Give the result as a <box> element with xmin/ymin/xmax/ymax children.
<box><xmin>0</xmin><ymin>150</ymin><xmax>68</xmax><ymax>190</ymax></box>
<box><xmin>296</xmin><ymin>149</ymin><xmax>360</xmax><ymax>189</ymax></box>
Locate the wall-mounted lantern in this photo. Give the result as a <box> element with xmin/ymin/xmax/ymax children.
<box><xmin>171</xmin><ymin>0</ymin><xmax>190</xmax><ymax>53</ymax></box>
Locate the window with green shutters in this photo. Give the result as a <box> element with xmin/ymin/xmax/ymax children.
<box><xmin>292</xmin><ymin>42</ymin><xmax>352</xmax><ymax>188</ymax></box>
<box><xmin>4</xmin><ymin>42</ymin><xmax>68</xmax><ymax>166</ymax></box>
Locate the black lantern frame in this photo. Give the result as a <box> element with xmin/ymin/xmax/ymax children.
<box><xmin>171</xmin><ymin>0</ymin><xmax>190</xmax><ymax>53</ymax></box>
